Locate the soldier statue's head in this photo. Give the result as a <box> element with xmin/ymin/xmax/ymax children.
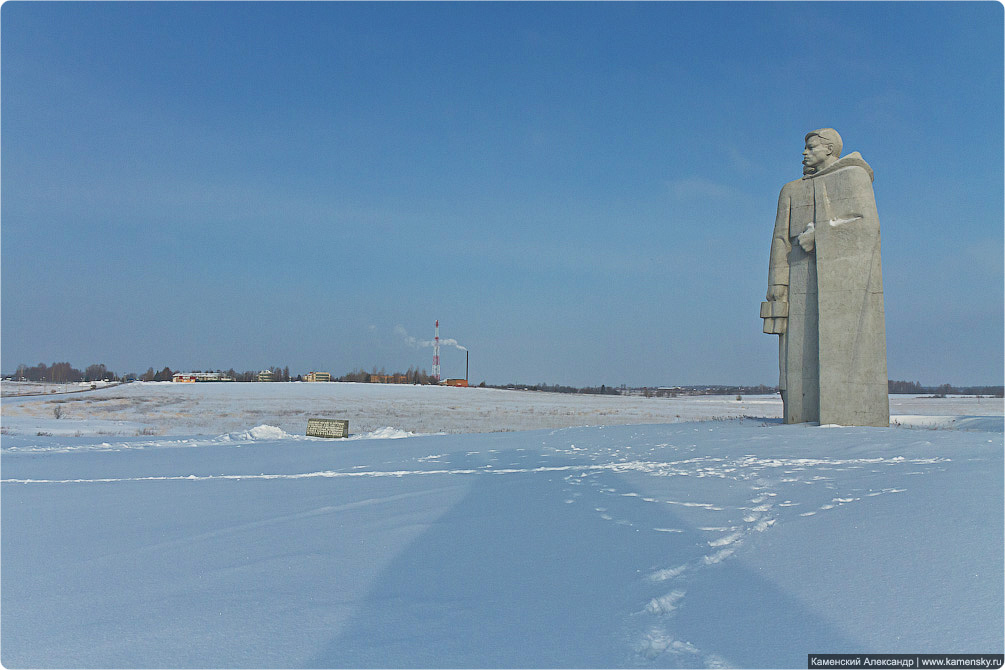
<box><xmin>802</xmin><ymin>128</ymin><xmax>842</xmax><ymax>174</ymax></box>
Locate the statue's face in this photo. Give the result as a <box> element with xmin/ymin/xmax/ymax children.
<box><xmin>802</xmin><ymin>136</ymin><xmax>832</xmax><ymax>171</ymax></box>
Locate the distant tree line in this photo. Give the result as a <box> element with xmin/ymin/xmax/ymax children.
<box><xmin>582</xmin><ymin>384</ymin><xmax>622</xmax><ymax>395</ymax></box>
<box><xmin>336</xmin><ymin>367</ymin><xmax>440</xmax><ymax>384</ymax></box>
<box><xmin>888</xmin><ymin>379</ymin><xmax>924</xmax><ymax>394</ymax></box>
<box><xmin>888</xmin><ymin>380</ymin><xmax>1003</xmax><ymax>397</ymax></box>
<box><xmin>7</xmin><ymin>363</ymin><xmax>298</xmax><ymax>383</ymax></box>
<box><xmin>488</xmin><ymin>382</ymin><xmax>623</xmax><ymax>395</ymax></box>
<box><xmin>6</xmin><ymin>363</ymin><xmax>1001</xmax><ymax>398</ymax></box>
<box><xmin>482</xmin><ymin>381</ymin><xmax>1004</xmax><ymax>399</ymax></box>
<box><xmin>12</xmin><ymin>362</ymin><xmax>121</xmax><ymax>383</ymax></box>
<box><xmin>487</xmin><ymin>383</ymin><xmax>786</xmax><ymax>397</ymax></box>
<box><xmin>651</xmin><ymin>384</ymin><xmax>777</xmax><ymax>397</ymax></box>
<box><xmin>9</xmin><ymin>361</ymin><xmax>429</xmax><ymax>384</ymax></box>
<box><xmin>139</xmin><ymin>367</ymin><xmax>174</xmax><ymax>381</ymax></box>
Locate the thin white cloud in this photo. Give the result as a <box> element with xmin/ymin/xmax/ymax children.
<box><xmin>667</xmin><ymin>177</ymin><xmax>740</xmax><ymax>200</ymax></box>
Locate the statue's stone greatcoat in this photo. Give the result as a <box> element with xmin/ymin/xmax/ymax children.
<box><xmin>767</xmin><ymin>150</ymin><xmax>889</xmax><ymax>427</ymax></box>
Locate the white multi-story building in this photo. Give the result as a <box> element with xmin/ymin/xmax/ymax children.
<box><xmin>172</xmin><ymin>372</ymin><xmax>235</xmax><ymax>383</ymax></box>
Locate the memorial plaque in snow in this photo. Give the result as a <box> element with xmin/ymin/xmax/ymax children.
<box><xmin>306</xmin><ymin>418</ymin><xmax>349</xmax><ymax>438</ymax></box>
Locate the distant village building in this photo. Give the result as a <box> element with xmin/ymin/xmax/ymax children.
<box><xmin>172</xmin><ymin>372</ymin><xmax>235</xmax><ymax>383</ymax></box>
<box><xmin>303</xmin><ymin>371</ymin><xmax>331</xmax><ymax>382</ymax></box>
<box><xmin>370</xmin><ymin>373</ymin><xmax>408</xmax><ymax>384</ymax></box>
<box><xmin>442</xmin><ymin>379</ymin><xmax>469</xmax><ymax>387</ymax></box>
<box><xmin>257</xmin><ymin>370</ymin><xmax>275</xmax><ymax>383</ymax></box>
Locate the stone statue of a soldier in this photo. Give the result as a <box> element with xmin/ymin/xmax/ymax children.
<box><xmin>762</xmin><ymin>128</ymin><xmax>890</xmax><ymax>426</ymax></box>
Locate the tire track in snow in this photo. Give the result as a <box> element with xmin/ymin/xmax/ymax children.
<box><xmin>126</xmin><ymin>486</ymin><xmax>466</xmax><ymax>557</ymax></box>
<box><xmin>6</xmin><ymin>455</ymin><xmax>945</xmax><ymax>485</ymax></box>
<box><xmin>1</xmin><ymin>462</ymin><xmax>666</xmax><ymax>484</ymax></box>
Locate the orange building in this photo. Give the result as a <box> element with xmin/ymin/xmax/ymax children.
<box><xmin>370</xmin><ymin>374</ymin><xmax>408</xmax><ymax>384</ymax></box>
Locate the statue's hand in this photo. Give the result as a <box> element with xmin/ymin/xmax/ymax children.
<box><xmin>797</xmin><ymin>222</ymin><xmax>815</xmax><ymax>253</ymax></box>
<box><xmin>767</xmin><ymin>285</ymin><xmax>788</xmax><ymax>302</ymax></box>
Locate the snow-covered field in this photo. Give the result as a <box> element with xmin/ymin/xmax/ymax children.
<box><xmin>2</xmin><ymin>383</ymin><xmax>1002</xmax><ymax>668</ymax></box>
<box><xmin>0</xmin><ymin>379</ymin><xmax>120</xmax><ymax>397</ymax></box>
<box><xmin>3</xmin><ymin>380</ymin><xmax>1002</xmax><ymax>439</ymax></box>
<box><xmin>1</xmin><ymin>381</ymin><xmax>784</xmax><ymax>438</ymax></box>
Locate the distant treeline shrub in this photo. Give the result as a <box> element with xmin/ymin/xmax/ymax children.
<box><xmin>888</xmin><ymin>380</ymin><xmax>1003</xmax><ymax>397</ymax></box>
<box><xmin>336</xmin><ymin>367</ymin><xmax>438</xmax><ymax>384</ymax></box>
<box><xmin>13</xmin><ymin>362</ymin><xmax>119</xmax><ymax>383</ymax></box>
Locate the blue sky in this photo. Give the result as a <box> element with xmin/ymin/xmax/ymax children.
<box><xmin>2</xmin><ymin>1</ymin><xmax>1002</xmax><ymax>387</ymax></box>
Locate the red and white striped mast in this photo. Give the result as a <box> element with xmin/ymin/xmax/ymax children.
<box><xmin>432</xmin><ymin>320</ymin><xmax>441</xmax><ymax>382</ymax></box>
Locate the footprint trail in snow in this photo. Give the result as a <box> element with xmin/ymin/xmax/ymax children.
<box><xmin>545</xmin><ymin>424</ymin><xmax>953</xmax><ymax>667</ymax></box>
